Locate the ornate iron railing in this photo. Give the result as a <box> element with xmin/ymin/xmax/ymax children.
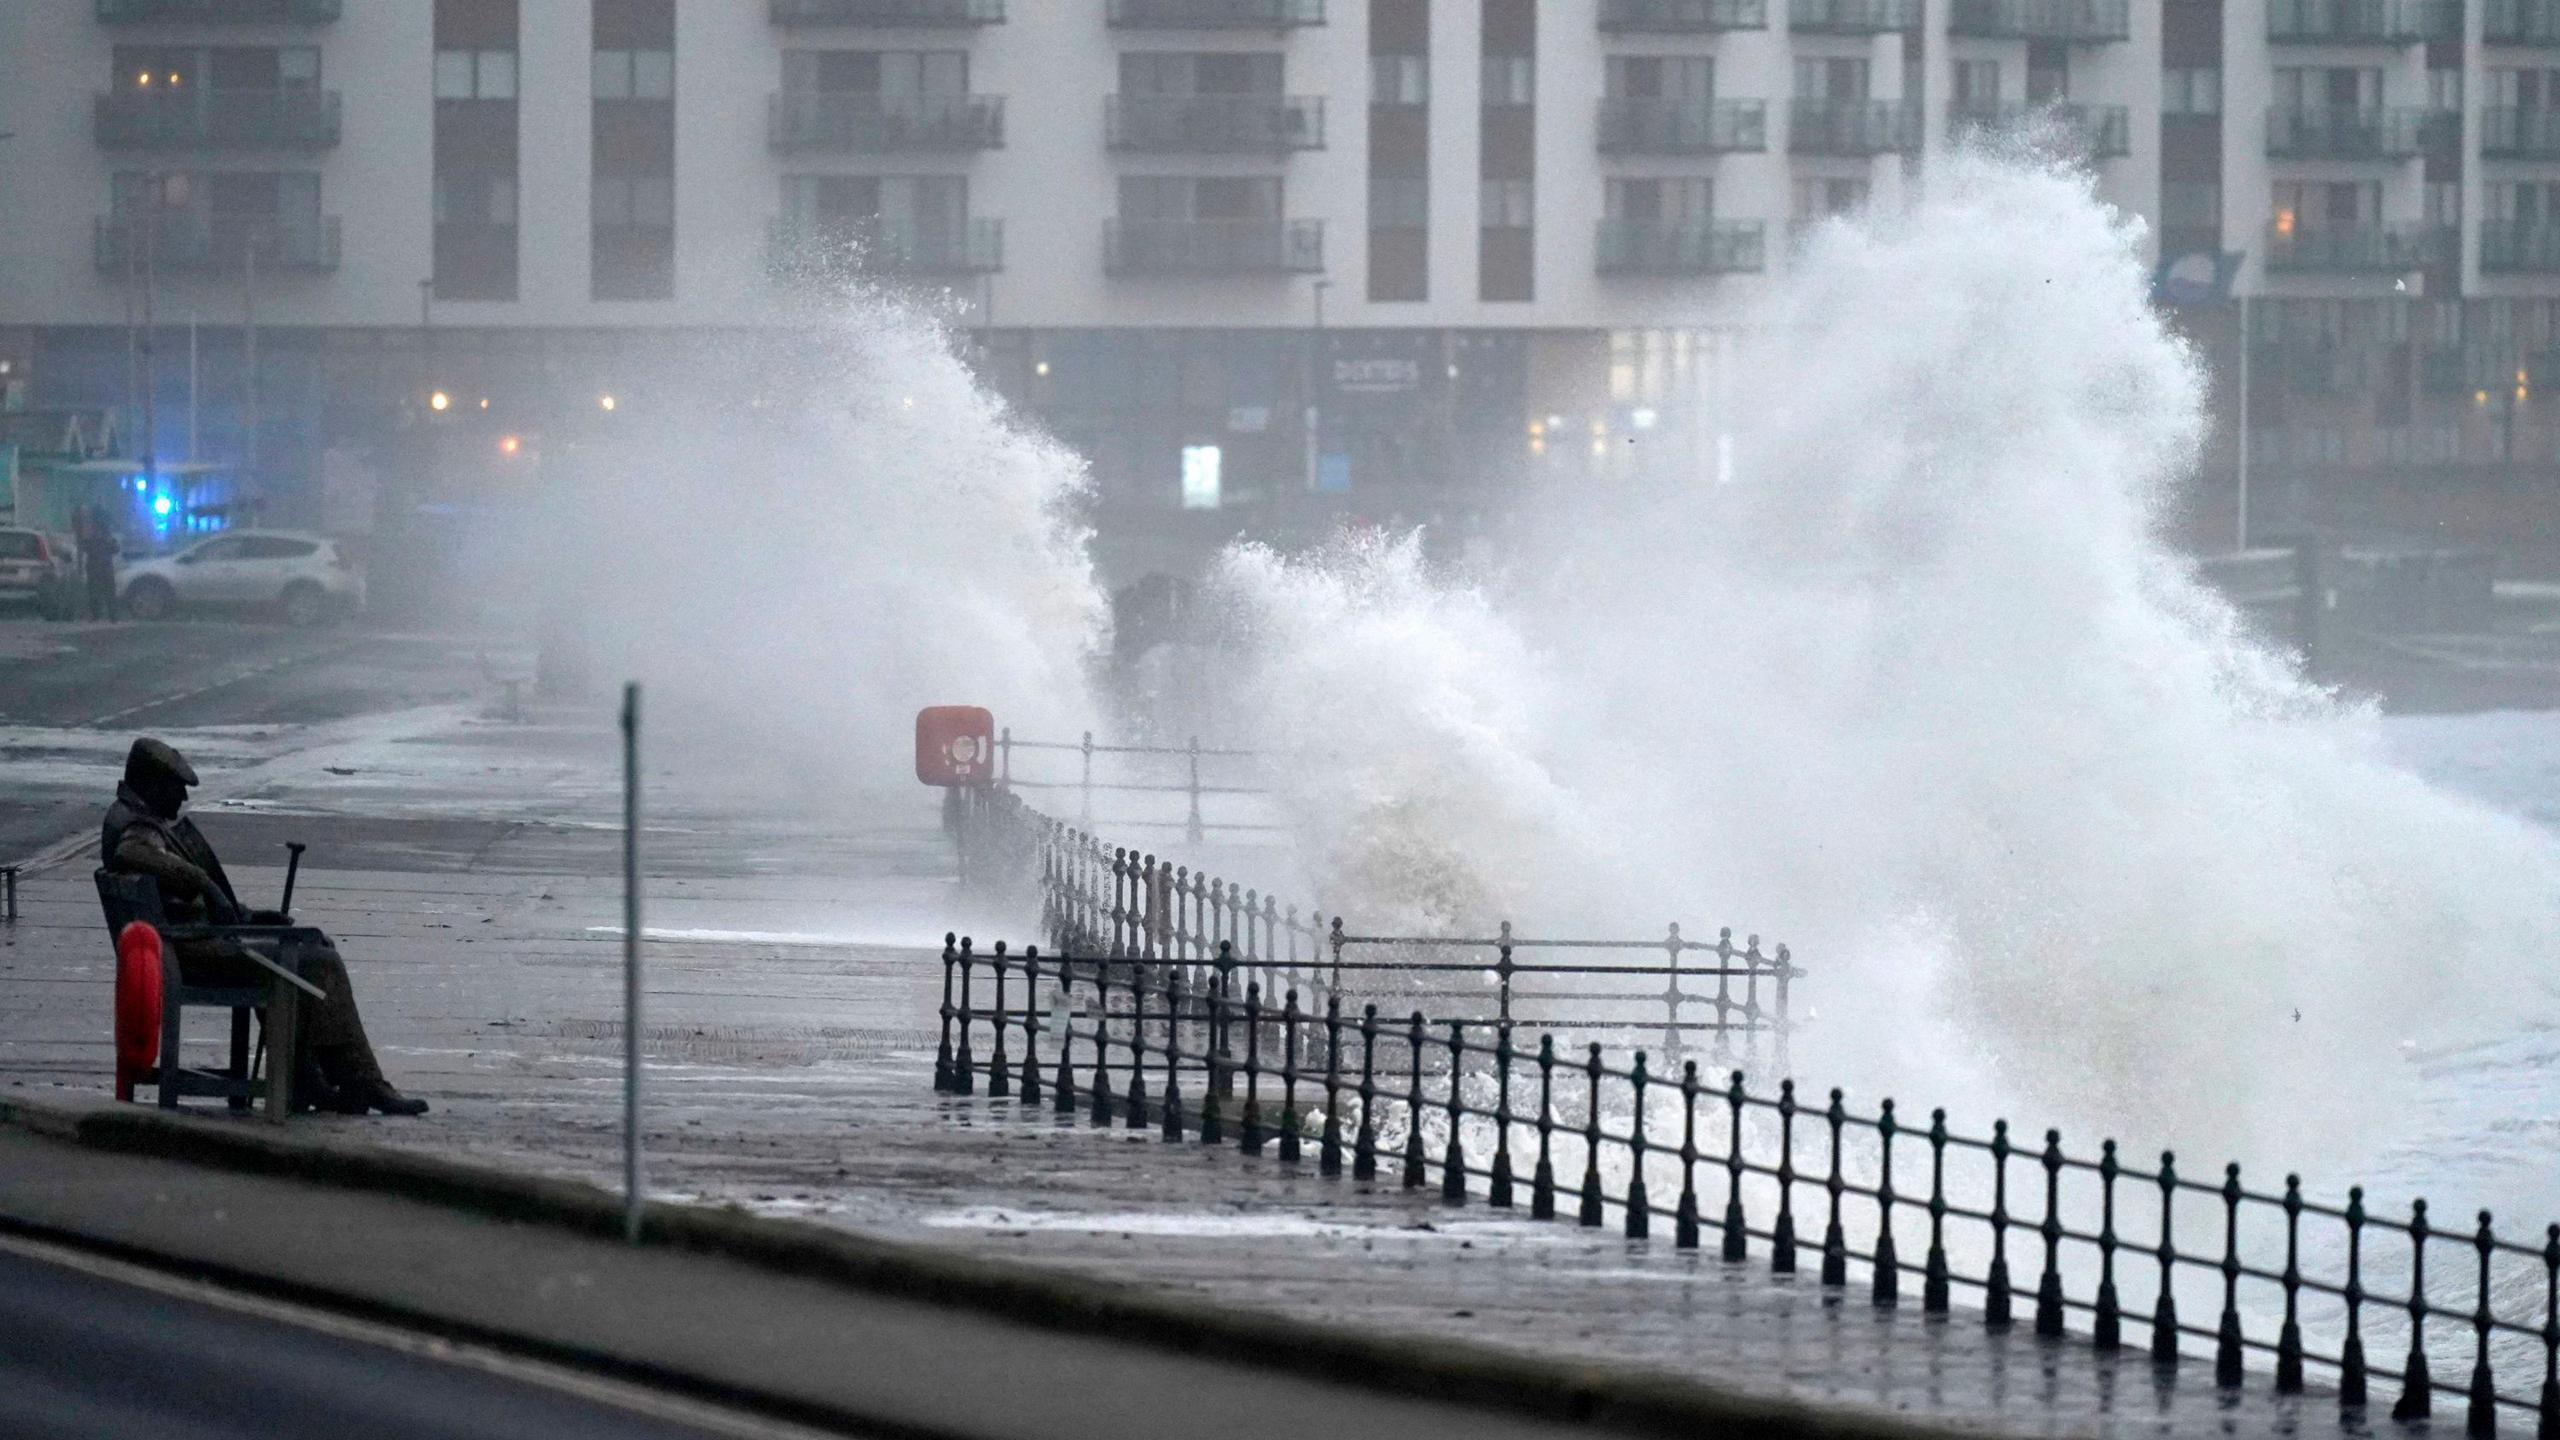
<box><xmin>954</xmin><ymin>783</ymin><xmax>1799</xmax><ymax>1055</ymax></box>
<box><xmin>933</xmin><ymin>938</ymin><xmax>2560</xmax><ymax>1436</ymax></box>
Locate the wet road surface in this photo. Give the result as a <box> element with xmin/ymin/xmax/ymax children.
<box><xmin>0</xmin><ymin>1239</ymin><xmax>827</xmax><ymax>1440</ymax></box>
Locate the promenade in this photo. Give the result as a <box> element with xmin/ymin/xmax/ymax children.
<box><xmin>0</xmin><ymin>691</ymin><xmax>2357</xmax><ymax>1437</ymax></box>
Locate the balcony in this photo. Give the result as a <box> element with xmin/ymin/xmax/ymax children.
<box><xmin>2264</xmin><ymin>223</ymin><xmax>2451</xmax><ymax>274</ymax></box>
<box><xmin>767</xmin><ymin>0</ymin><xmax>1003</xmax><ymax>25</ymax></box>
<box><xmin>768</xmin><ymin>216</ymin><xmax>1004</xmax><ymax>277</ymax></box>
<box><xmin>1104</xmin><ymin>218</ymin><xmax>1322</xmax><ymax>274</ymax></box>
<box><xmin>1595</xmin><ymin>219</ymin><xmax>1766</xmax><ymax>275</ymax></box>
<box><xmin>2268</xmin><ymin>0</ymin><xmax>2459</xmax><ymax>43</ymax></box>
<box><xmin>1107</xmin><ymin>95</ymin><xmax>1323</xmax><ymax>153</ymax></box>
<box><xmin>1597</xmin><ymin>98</ymin><xmax>1766</xmax><ymax>154</ymax></box>
<box><xmin>94</xmin><ymin>89</ymin><xmax>340</xmax><ymax>151</ymax></box>
<box><xmin>94</xmin><ymin>213</ymin><xmax>340</xmax><ymax>273</ymax></box>
<box><xmin>768</xmin><ymin>92</ymin><xmax>1003</xmax><ymax>152</ymax></box>
<box><xmin>2482</xmin><ymin>221</ymin><xmax>2560</xmax><ymax>271</ymax></box>
<box><xmin>96</xmin><ymin>0</ymin><xmax>338</xmax><ymax>20</ymax></box>
<box><xmin>1597</xmin><ymin>0</ymin><xmax>1768</xmax><ymax>31</ymax></box>
<box><xmin>1946</xmin><ymin>101</ymin><xmax>2130</xmax><ymax>157</ymax></box>
<box><xmin>2482</xmin><ymin>107</ymin><xmax>2560</xmax><ymax>159</ymax></box>
<box><xmin>2264</xmin><ymin>106</ymin><xmax>2424</xmax><ymax>160</ymax></box>
<box><xmin>1105</xmin><ymin>0</ymin><xmax>1323</xmax><ymax>27</ymax></box>
<box><xmin>1789</xmin><ymin>99</ymin><xmax>1920</xmax><ymax>156</ymax></box>
<box><xmin>1788</xmin><ymin>0</ymin><xmax>1920</xmax><ymax>33</ymax></box>
<box><xmin>1947</xmin><ymin>0</ymin><xmax>2130</xmax><ymax>41</ymax></box>
<box><xmin>2487</xmin><ymin>0</ymin><xmax>2560</xmax><ymax>44</ymax></box>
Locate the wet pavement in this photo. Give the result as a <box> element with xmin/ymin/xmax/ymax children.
<box><xmin>0</xmin><ymin>629</ymin><xmax>2379</xmax><ymax>1437</ymax></box>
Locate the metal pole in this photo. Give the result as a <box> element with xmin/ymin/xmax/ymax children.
<box><xmin>2235</xmin><ymin>291</ymin><xmax>2251</xmax><ymax>553</ymax></box>
<box><xmin>243</xmin><ymin>231</ymin><xmax>260</xmax><ymax>510</ymax></box>
<box><xmin>186</xmin><ymin>316</ymin><xmax>198</xmax><ymax>463</ymax></box>
<box><xmin>621</xmin><ymin>682</ymin><xmax>645</xmax><ymax>1243</ymax></box>
<box><xmin>141</xmin><ymin>172</ymin><xmax>159</xmax><ymax>516</ymax></box>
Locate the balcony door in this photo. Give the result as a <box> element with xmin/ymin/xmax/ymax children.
<box><xmin>1792</xmin><ymin>57</ymin><xmax>1867</xmax><ymax>101</ymax></box>
<box><xmin>1120</xmin><ymin>176</ymin><xmax>1282</xmax><ymax>222</ymax></box>
<box><xmin>1605</xmin><ymin>55</ymin><xmax>1712</xmax><ymax>101</ymax></box>
<box><xmin>1606</xmin><ymin>177</ymin><xmax>1713</xmax><ymax>224</ymax></box>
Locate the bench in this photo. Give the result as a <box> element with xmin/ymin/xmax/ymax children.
<box><xmin>95</xmin><ymin>869</ymin><xmax>326</xmax><ymax>1123</ymax></box>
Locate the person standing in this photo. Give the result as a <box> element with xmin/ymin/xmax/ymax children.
<box><xmin>76</xmin><ymin>505</ymin><xmax>120</xmax><ymax>622</ymax></box>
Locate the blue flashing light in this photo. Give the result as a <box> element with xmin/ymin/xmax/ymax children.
<box><xmin>152</xmin><ymin>494</ymin><xmax>173</xmax><ymax>518</ymax></box>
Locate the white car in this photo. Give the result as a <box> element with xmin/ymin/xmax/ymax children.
<box><xmin>121</xmin><ymin>530</ymin><xmax>366</xmax><ymax>626</ymax></box>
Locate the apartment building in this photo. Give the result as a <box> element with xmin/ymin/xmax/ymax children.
<box><xmin>0</xmin><ymin>0</ymin><xmax>2549</xmax><ymax>564</ymax></box>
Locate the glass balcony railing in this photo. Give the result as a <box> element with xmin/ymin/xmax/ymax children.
<box><xmin>2482</xmin><ymin>221</ymin><xmax>2560</xmax><ymax>272</ymax></box>
<box><xmin>2481</xmin><ymin>107</ymin><xmax>2560</xmax><ymax>158</ymax></box>
<box><xmin>94</xmin><ymin>213</ymin><xmax>340</xmax><ymax>272</ymax></box>
<box><xmin>1595</xmin><ymin>219</ymin><xmax>1766</xmax><ymax>276</ymax></box>
<box><xmin>1104</xmin><ymin>0</ymin><xmax>1323</xmax><ymax>27</ymax></box>
<box><xmin>1597</xmin><ymin>0</ymin><xmax>1768</xmax><ymax>31</ymax></box>
<box><xmin>767</xmin><ymin>92</ymin><xmax>1004</xmax><ymax>152</ymax></box>
<box><xmin>1947</xmin><ymin>0</ymin><xmax>2130</xmax><ymax>41</ymax></box>
<box><xmin>1946</xmin><ymin>101</ymin><xmax>2131</xmax><ymax>157</ymax></box>
<box><xmin>1106</xmin><ymin>95</ymin><xmax>1324</xmax><ymax>153</ymax></box>
<box><xmin>1788</xmin><ymin>0</ymin><xmax>1920</xmax><ymax>33</ymax></box>
<box><xmin>2264</xmin><ymin>223</ymin><xmax>2452</xmax><ymax>273</ymax></box>
<box><xmin>97</xmin><ymin>0</ymin><xmax>339</xmax><ymax>22</ymax></box>
<box><xmin>767</xmin><ymin>216</ymin><xmax>1004</xmax><ymax>277</ymax></box>
<box><xmin>1789</xmin><ymin>99</ymin><xmax>1920</xmax><ymax>155</ymax></box>
<box><xmin>2488</xmin><ymin>0</ymin><xmax>2560</xmax><ymax>43</ymax></box>
<box><xmin>767</xmin><ymin>0</ymin><xmax>1003</xmax><ymax>25</ymax></box>
<box><xmin>94</xmin><ymin>89</ymin><xmax>341</xmax><ymax>150</ymax></box>
<box><xmin>2268</xmin><ymin>0</ymin><xmax>2459</xmax><ymax>43</ymax></box>
<box><xmin>1104</xmin><ymin>219</ymin><xmax>1323</xmax><ymax>275</ymax></box>
<box><xmin>2263</xmin><ymin>106</ymin><xmax>2426</xmax><ymax>158</ymax></box>
<box><xmin>1596</xmin><ymin>98</ymin><xmax>1767</xmax><ymax>153</ymax></box>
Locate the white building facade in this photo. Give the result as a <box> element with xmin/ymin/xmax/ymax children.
<box><xmin>0</xmin><ymin>0</ymin><xmax>2554</xmax><ymax>564</ymax></box>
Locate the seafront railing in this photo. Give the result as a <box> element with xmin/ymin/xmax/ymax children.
<box><xmin>940</xmin><ymin>780</ymin><xmax>2558</xmax><ymax>1437</ymax></box>
<box><xmin>932</xmin><ymin>937</ymin><xmax>2560</xmax><ymax>1438</ymax></box>
<box><xmin>960</xmin><ymin>782</ymin><xmax>1802</xmax><ymax>1060</ymax></box>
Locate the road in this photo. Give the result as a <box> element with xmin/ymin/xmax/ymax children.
<box><xmin>0</xmin><ymin>618</ymin><xmax>498</xmax><ymax>863</ymax></box>
<box><xmin>0</xmin><ymin>1237</ymin><xmax>839</xmax><ymax>1440</ymax></box>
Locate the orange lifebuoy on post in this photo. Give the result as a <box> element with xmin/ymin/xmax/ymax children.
<box><xmin>114</xmin><ymin>921</ymin><xmax>164</xmax><ymax>1102</ymax></box>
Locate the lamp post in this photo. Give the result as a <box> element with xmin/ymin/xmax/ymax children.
<box><xmin>1304</xmin><ymin>277</ymin><xmax>1331</xmax><ymax>494</ymax></box>
<box><xmin>2236</xmin><ymin>287</ymin><xmax>2251</xmax><ymax>552</ymax></box>
<box><xmin>138</xmin><ymin>169</ymin><xmax>163</xmax><ymax>521</ymax></box>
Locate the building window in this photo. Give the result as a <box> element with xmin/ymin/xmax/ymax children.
<box><xmin>434</xmin><ymin>48</ymin><xmax>516</xmax><ymax>100</ymax></box>
<box><xmin>1793</xmin><ymin>177</ymin><xmax>1869</xmax><ymax>220</ymax></box>
<box><xmin>2162</xmin><ymin>67</ymin><xmax>2221</xmax><ymax>116</ymax></box>
<box><xmin>1481</xmin><ymin>54</ymin><xmax>1533</xmax><ymax>107</ymax></box>
<box><xmin>1480</xmin><ymin>178</ymin><xmax>1532</xmax><ymax>229</ymax></box>
<box><xmin>1371</xmin><ymin>54</ymin><xmax>1427</xmax><ymax>105</ymax></box>
<box><xmin>1370</xmin><ymin>176</ymin><xmax>1428</xmax><ymax>229</ymax></box>
<box><xmin>593</xmin><ymin>48</ymin><xmax>674</xmax><ymax>101</ymax></box>
<box><xmin>2161</xmin><ymin>180</ymin><xmax>2221</xmax><ymax>229</ymax></box>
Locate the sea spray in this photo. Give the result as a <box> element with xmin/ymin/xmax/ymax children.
<box><xmin>1212</xmin><ymin>152</ymin><xmax>2560</xmax><ymax>1178</ymax></box>
<box><xmin>539</xmin><ymin>287</ymin><xmax>1107</xmax><ymax>802</ymax></box>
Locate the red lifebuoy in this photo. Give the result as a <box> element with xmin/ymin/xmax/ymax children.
<box><xmin>114</xmin><ymin>922</ymin><xmax>163</xmax><ymax>1101</ymax></box>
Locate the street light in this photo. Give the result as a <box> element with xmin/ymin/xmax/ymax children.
<box><xmin>599</xmin><ymin>393</ymin><xmax>618</xmax><ymax>412</ymax></box>
<box><xmin>1304</xmin><ymin>277</ymin><xmax>1332</xmax><ymax>493</ymax></box>
<box><xmin>429</xmin><ymin>389</ymin><xmax>451</xmax><ymax>412</ymax></box>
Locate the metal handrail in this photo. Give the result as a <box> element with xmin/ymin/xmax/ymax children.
<box><xmin>935</xmin><ymin>938</ymin><xmax>2560</xmax><ymax>1432</ymax></box>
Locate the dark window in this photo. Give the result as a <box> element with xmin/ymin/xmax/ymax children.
<box><xmin>432</xmin><ymin>0</ymin><xmax>519</xmax><ymax>300</ymax></box>
<box><xmin>592</xmin><ymin>0</ymin><xmax>674</xmax><ymax>301</ymax></box>
<box><xmin>1479</xmin><ymin>0</ymin><xmax>1533</xmax><ymax>303</ymax></box>
<box><xmin>1370</xmin><ymin>0</ymin><xmax>1430</xmax><ymax>303</ymax></box>
<box><xmin>241</xmin><ymin>536</ymin><xmax>318</xmax><ymax>559</ymax></box>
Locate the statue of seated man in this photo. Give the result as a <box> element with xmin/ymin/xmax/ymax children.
<box><xmin>102</xmin><ymin>738</ymin><xmax>427</xmax><ymax>1117</ymax></box>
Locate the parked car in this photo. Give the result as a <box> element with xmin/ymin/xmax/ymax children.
<box><xmin>120</xmin><ymin>530</ymin><xmax>366</xmax><ymax>625</ymax></box>
<box><xmin>0</xmin><ymin>526</ymin><xmax>76</xmax><ymax>619</ymax></box>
